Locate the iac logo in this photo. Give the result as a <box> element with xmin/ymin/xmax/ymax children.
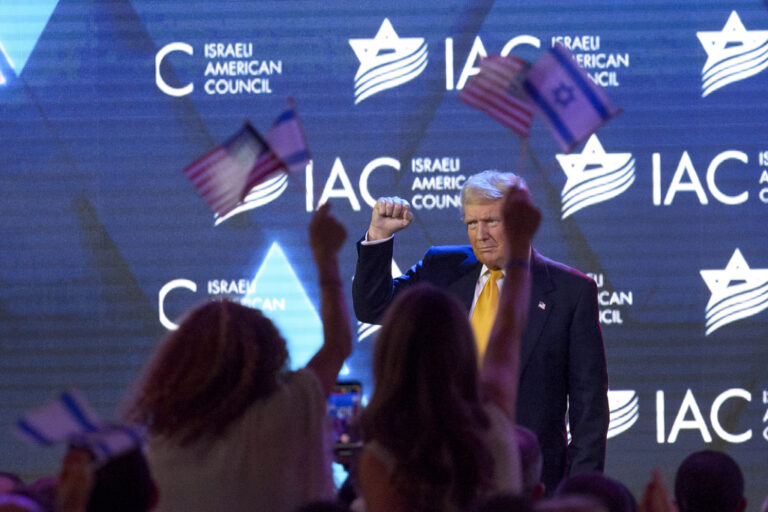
<box><xmin>697</xmin><ymin>11</ymin><xmax>768</xmax><ymax>97</ymax></box>
<box><xmin>0</xmin><ymin>1</ymin><xmax>59</xmax><ymax>86</ymax></box>
<box><xmin>155</xmin><ymin>41</ymin><xmax>282</xmax><ymax>97</ymax></box>
<box><xmin>652</xmin><ymin>149</ymin><xmax>768</xmax><ymax>206</ymax></box>
<box><xmin>656</xmin><ymin>388</ymin><xmax>768</xmax><ymax>444</ymax></box>
<box><xmin>568</xmin><ymin>390</ymin><xmax>638</xmax><ymax>441</ymax></box>
<box><xmin>700</xmin><ymin>249</ymin><xmax>768</xmax><ymax>335</ymax></box>
<box><xmin>607</xmin><ymin>390</ymin><xmax>639</xmax><ymax>439</ymax></box>
<box><xmin>555</xmin><ymin>134</ymin><xmax>635</xmax><ymax>219</ymax></box>
<box><xmin>349</xmin><ymin>18</ymin><xmax>428</xmax><ymax>104</ymax></box>
<box><xmin>213</xmin><ymin>173</ymin><xmax>289</xmax><ymax>226</ymax></box>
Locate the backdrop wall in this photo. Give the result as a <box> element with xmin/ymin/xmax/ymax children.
<box><xmin>1</xmin><ymin>0</ymin><xmax>767</xmax><ymax>503</ymax></box>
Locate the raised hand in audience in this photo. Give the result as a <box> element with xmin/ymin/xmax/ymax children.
<box><xmin>306</xmin><ymin>202</ymin><xmax>352</xmax><ymax>396</ymax></box>
<box><xmin>481</xmin><ymin>184</ymin><xmax>541</xmax><ymax>423</ymax></box>
<box><xmin>638</xmin><ymin>469</ymin><xmax>676</xmax><ymax>512</ymax></box>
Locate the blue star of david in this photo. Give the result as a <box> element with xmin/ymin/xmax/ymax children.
<box><xmin>552</xmin><ymin>83</ymin><xmax>575</xmax><ymax>107</ymax></box>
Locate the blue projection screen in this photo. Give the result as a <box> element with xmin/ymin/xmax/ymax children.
<box><xmin>1</xmin><ymin>0</ymin><xmax>767</xmax><ymax>503</ymax></box>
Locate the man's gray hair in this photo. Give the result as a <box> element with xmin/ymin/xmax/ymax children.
<box><xmin>460</xmin><ymin>170</ymin><xmax>528</xmax><ymax>215</ymax></box>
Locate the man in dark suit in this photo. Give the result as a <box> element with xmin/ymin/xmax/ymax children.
<box><xmin>352</xmin><ymin>170</ymin><xmax>608</xmax><ymax>492</ymax></box>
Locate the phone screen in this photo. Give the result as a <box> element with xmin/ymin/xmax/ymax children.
<box><xmin>328</xmin><ymin>381</ymin><xmax>363</xmax><ymax>452</ymax></box>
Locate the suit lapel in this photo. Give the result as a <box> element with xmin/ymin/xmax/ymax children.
<box><xmin>520</xmin><ymin>250</ymin><xmax>554</xmax><ymax>374</ymax></box>
<box><xmin>448</xmin><ymin>260</ymin><xmax>482</xmax><ymax>312</ymax></box>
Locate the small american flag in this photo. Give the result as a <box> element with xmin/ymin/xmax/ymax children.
<box><xmin>183</xmin><ymin>122</ymin><xmax>287</xmax><ymax>217</ymax></box>
<box><xmin>459</xmin><ymin>54</ymin><xmax>535</xmax><ymax>137</ymax></box>
<box><xmin>213</xmin><ymin>101</ymin><xmax>311</xmax><ymax>225</ymax></box>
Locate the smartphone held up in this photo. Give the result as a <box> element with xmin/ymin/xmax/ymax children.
<box><xmin>327</xmin><ymin>381</ymin><xmax>363</xmax><ymax>456</ymax></box>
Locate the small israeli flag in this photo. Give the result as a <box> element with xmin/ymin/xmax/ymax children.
<box><xmin>266</xmin><ymin>98</ymin><xmax>311</xmax><ymax>174</ymax></box>
<box><xmin>523</xmin><ymin>43</ymin><xmax>620</xmax><ymax>153</ymax></box>
<box><xmin>16</xmin><ymin>389</ymin><xmax>102</xmax><ymax>446</ymax></box>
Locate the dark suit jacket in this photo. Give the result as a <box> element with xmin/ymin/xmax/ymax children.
<box><xmin>352</xmin><ymin>240</ymin><xmax>609</xmax><ymax>492</ymax></box>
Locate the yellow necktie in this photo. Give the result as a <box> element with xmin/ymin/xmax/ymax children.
<box><xmin>471</xmin><ymin>269</ymin><xmax>503</xmax><ymax>361</ymax></box>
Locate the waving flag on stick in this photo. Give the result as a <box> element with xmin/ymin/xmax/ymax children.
<box><xmin>16</xmin><ymin>389</ymin><xmax>146</xmax><ymax>468</ymax></box>
<box><xmin>183</xmin><ymin>122</ymin><xmax>286</xmax><ymax>217</ymax></box>
<box><xmin>523</xmin><ymin>43</ymin><xmax>621</xmax><ymax>153</ymax></box>
<box><xmin>459</xmin><ymin>54</ymin><xmax>535</xmax><ymax>137</ymax></box>
<box><xmin>209</xmin><ymin>99</ymin><xmax>312</xmax><ymax>225</ymax></box>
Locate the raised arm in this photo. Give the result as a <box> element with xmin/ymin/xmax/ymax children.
<box><xmin>306</xmin><ymin>203</ymin><xmax>353</xmax><ymax>396</ymax></box>
<box><xmin>480</xmin><ymin>186</ymin><xmax>541</xmax><ymax>423</ymax></box>
<box><xmin>352</xmin><ymin>196</ymin><xmax>414</xmax><ymax>324</ymax></box>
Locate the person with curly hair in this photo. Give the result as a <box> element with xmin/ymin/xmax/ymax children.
<box><xmin>124</xmin><ymin>204</ymin><xmax>351</xmax><ymax>512</ymax></box>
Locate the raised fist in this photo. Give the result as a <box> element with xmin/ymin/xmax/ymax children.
<box><xmin>367</xmin><ymin>196</ymin><xmax>414</xmax><ymax>241</ymax></box>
